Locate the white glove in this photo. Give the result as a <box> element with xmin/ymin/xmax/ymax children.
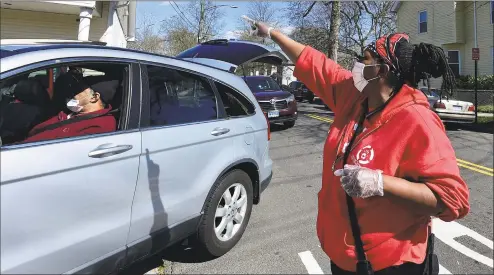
<box><xmin>241</xmin><ymin>15</ymin><xmax>273</xmax><ymax>38</ymax></box>
<box><xmin>334</xmin><ymin>164</ymin><xmax>384</xmax><ymax>198</ymax></box>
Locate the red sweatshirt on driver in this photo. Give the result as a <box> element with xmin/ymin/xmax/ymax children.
<box><xmin>293</xmin><ymin>46</ymin><xmax>470</xmax><ymax>272</ymax></box>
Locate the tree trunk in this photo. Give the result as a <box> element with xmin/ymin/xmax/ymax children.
<box><xmin>327</xmin><ymin>1</ymin><xmax>340</xmax><ymax>61</ymax></box>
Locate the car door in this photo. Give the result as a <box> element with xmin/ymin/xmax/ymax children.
<box><xmin>0</xmin><ymin>60</ymin><xmax>141</xmax><ymax>274</ymax></box>
<box><xmin>125</xmin><ymin>63</ymin><xmax>237</xmax><ymax>261</ymax></box>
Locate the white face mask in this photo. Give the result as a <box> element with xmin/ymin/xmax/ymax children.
<box><xmin>352</xmin><ymin>62</ymin><xmax>382</xmax><ymax>92</ymax></box>
<box><xmin>66</xmin><ymin>99</ymin><xmax>83</xmax><ymax>113</ymax></box>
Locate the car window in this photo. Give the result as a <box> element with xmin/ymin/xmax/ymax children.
<box><xmin>420</xmin><ymin>87</ymin><xmax>439</xmax><ymax>98</ymax></box>
<box><xmin>245</xmin><ymin>77</ymin><xmax>281</xmax><ymax>93</ymax></box>
<box><xmin>145</xmin><ymin>65</ymin><xmax>218</xmax><ymax>127</ymax></box>
<box><xmin>215</xmin><ymin>81</ymin><xmax>255</xmax><ymax>117</ymax></box>
<box><xmin>0</xmin><ymin>62</ymin><xmax>128</xmax><ymax>147</ymax></box>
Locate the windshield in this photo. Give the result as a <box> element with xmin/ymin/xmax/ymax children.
<box><xmin>245</xmin><ymin>77</ymin><xmax>281</xmax><ymax>93</ymax></box>
<box><xmin>420</xmin><ymin>88</ymin><xmax>439</xmax><ymax>98</ymax></box>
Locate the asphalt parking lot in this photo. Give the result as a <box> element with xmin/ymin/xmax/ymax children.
<box><xmin>130</xmin><ymin>101</ymin><xmax>493</xmax><ymax>275</ymax></box>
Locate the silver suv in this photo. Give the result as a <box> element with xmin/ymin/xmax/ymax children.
<box><xmin>0</xmin><ymin>39</ymin><xmax>278</xmax><ymax>274</ymax></box>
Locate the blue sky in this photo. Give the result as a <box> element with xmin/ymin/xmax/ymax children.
<box><xmin>136</xmin><ymin>1</ymin><xmax>290</xmax><ymax>39</ymax></box>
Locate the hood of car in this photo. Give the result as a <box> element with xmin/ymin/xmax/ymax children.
<box><xmin>254</xmin><ymin>90</ymin><xmax>292</xmax><ymax>101</ymax></box>
<box><xmin>176</xmin><ymin>39</ymin><xmax>289</xmax><ymax>70</ymax></box>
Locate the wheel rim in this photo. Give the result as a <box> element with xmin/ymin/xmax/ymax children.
<box><xmin>214</xmin><ymin>183</ymin><xmax>248</xmax><ymax>242</ymax></box>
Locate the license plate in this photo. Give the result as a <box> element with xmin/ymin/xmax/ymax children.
<box><xmin>453</xmin><ymin>105</ymin><xmax>462</xmax><ymax>111</ymax></box>
<box><xmin>268</xmin><ymin>110</ymin><xmax>279</xmax><ymax>118</ymax></box>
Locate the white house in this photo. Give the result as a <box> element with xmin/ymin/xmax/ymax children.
<box><xmin>0</xmin><ymin>1</ymin><xmax>136</xmax><ymax>48</ymax></box>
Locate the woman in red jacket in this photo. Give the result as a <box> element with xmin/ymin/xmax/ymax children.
<box><xmin>251</xmin><ymin>23</ymin><xmax>470</xmax><ymax>274</ymax></box>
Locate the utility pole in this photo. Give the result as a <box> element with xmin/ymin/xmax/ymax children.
<box><xmin>196</xmin><ymin>1</ymin><xmax>236</xmax><ymax>44</ymax></box>
<box><xmin>197</xmin><ymin>0</ymin><xmax>205</xmax><ymax>43</ymax></box>
<box><xmin>473</xmin><ymin>0</ymin><xmax>478</xmax><ymax>124</ymax></box>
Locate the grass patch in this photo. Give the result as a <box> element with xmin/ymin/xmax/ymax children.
<box><xmin>478</xmin><ymin>116</ymin><xmax>494</xmax><ymax>124</ymax></box>
<box><xmin>478</xmin><ymin>104</ymin><xmax>494</xmax><ymax>114</ymax></box>
<box><xmin>155</xmin><ymin>260</ymin><xmax>171</xmax><ymax>275</ymax></box>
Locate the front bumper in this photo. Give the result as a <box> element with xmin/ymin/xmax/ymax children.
<box><xmin>268</xmin><ymin>113</ymin><xmax>298</xmax><ymax>123</ymax></box>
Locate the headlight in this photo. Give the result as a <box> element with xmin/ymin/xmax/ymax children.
<box><xmin>286</xmin><ymin>94</ymin><xmax>295</xmax><ymax>103</ymax></box>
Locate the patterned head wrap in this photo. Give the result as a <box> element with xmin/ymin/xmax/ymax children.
<box><xmin>365</xmin><ymin>33</ymin><xmax>410</xmax><ymax>78</ymax></box>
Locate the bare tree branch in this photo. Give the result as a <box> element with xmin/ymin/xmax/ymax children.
<box><xmin>303</xmin><ymin>1</ymin><xmax>317</xmax><ymax>18</ymax></box>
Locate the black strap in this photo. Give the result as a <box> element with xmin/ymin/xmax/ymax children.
<box><xmin>342</xmin><ymin>99</ymin><xmax>375</xmax><ymax>275</ymax></box>
<box><xmin>28</xmin><ymin>109</ymin><xmax>117</xmax><ymax>137</ymax></box>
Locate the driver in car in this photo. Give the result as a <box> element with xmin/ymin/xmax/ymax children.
<box><xmin>23</xmin><ymin>72</ymin><xmax>118</xmax><ymax>143</ymax></box>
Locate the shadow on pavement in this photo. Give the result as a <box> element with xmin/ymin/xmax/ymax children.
<box><xmin>160</xmin><ymin>241</ymin><xmax>217</xmax><ymax>263</ymax></box>
<box><xmin>269</xmin><ymin>123</ymin><xmax>290</xmax><ymax>132</ymax></box>
<box><xmin>119</xmin><ymin>241</ymin><xmax>217</xmax><ymax>275</ymax></box>
<box><xmin>445</xmin><ymin>122</ymin><xmax>494</xmax><ymax>134</ymax></box>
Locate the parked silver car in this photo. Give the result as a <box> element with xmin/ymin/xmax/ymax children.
<box><xmin>0</xmin><ymin>39</ymin><xmax>276</xmax><ymax>274</ymax></box>
<box><xmin>419</xmin><ymin>87</ymin><xmax>476</xmax><ymax>123</ymax></box>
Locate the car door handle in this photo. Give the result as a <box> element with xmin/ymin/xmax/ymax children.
<box><xmin>88</xmin><ymin>145</ymin><xmax>133</xmax><ymax>158</ymax></box>
<box><xmin>211</xmin><ymin>127</ymin><xmax>230</xmax><ymax>136</ymax></box>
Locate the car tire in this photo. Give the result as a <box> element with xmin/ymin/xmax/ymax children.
<box><xmin>284</xmin><ymin>121</ymin><xmax>295</xmax><ymax>128</ymax></box>
<box><xmin>196</xmin><ymin>169</ymin><xmax>253</xmax><ymax>257</ymax></box>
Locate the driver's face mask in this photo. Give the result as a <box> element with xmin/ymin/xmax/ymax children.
<box><xmin>66</xmin><ymin>90</ymin><xmax>93</xmax><ymax>113</ymax></box>
<box><xmin>66</xmin><ymin>99</ymin><xmax>83</xmax><ymax>113</ymax></box>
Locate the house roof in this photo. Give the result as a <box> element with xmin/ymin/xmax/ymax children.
<box><xmin>390</xmin><ymin>1</ymin><xmax>401</xmax><ymax>13</ymax></box>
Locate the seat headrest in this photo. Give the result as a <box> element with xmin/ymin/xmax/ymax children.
<box><xmin>13</xmin><ymin>79</ymin><xmax>50</xmax><ymax>105</ymax></box>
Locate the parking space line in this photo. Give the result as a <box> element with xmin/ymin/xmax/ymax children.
<box><xmin>305</xmin><ymin>114</ymin><xmax>493</xmax><ymax>177</ymax></box>
<box><xmin>298</xmin><ymin>249</ymin><xmax>456</xmax><ymax>274</ymax></box>
<box><xmin>439</xmin><ymin>264</ymin><xmax>453</xmax><ymax>274</ymax></box>
<box><xmin>298</xmin><ymin>251</ymin><xmax>324</xmax><ymax>274</ymax></box>
<box><xmin>433</xmin><ymin>218</ymin><xmax>493</xmax><ymax>268</ymax></box>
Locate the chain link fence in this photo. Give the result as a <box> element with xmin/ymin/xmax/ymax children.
<box><xmin>451</xmin><ymin>89</ymin><xmax>493</xmax><ymax>110</ymax></box>
<box><xmin>450</xmin><ymin>89</ymin><xmax>494</xmax><ymax>123</ymax></box>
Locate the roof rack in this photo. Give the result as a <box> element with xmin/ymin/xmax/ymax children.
<box><xmin>0</xmin><ymin>39</ymin><xmax>107</xmax><ymax>46</ymax></box>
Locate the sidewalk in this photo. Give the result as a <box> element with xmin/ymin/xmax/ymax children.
<box><xmin>478</xmin><ymin>112</ymin><xmax>493</xmax><ymax>117</ymax></box>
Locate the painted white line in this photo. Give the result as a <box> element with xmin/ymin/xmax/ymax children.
<box><xmin>439</xmin><ymin>264</ymin><xmax>453</xmax><ymax>274</ymax></box>
<box><xmin>298</xmin><ymin>251</ymin><xmax>324</xmax><ymax>274</ymax></box>
<box><xmin>433</xmin><ymin>218</ymin><xmax>493</xmax><ymax>268</ymax></box>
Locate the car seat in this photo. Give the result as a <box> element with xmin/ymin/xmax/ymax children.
<box><xmin>0</xmin><ymin>79</ymin><xmax>51</xmax><ymax>144</ymax></box>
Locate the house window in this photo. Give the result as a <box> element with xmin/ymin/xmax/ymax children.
<box><xmin>492</xmin><ymin>47</ymin><xmax>494</xmax><ymax>73</ymax></box>
<box><xmin>448</xmin><ymin>50</ymin><xmax>460</xmax><ymax>77</ymax></box>
<box><xmin>419</xmin><ymin>10</ymin><xmax>428</xmax><ymax>33</ymax></box>
<box><xmin>491</xmin><ymin>1</ymin><xmax>494</xmax><ymax>24</ymax></box>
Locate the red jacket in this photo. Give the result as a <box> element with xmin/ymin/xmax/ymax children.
<box><xmin>24</xmin><ymin>106</ymin><xmax>116</xmax><ymax>143</ymax></box>
<box><xmin>294</xmin><ymin>47</ymin><xmax>470</xmax><ymax>271</ymax></box>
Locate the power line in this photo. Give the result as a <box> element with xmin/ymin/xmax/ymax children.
<box><xmin>168</xmin><ymin>0</ymin><xmax>195</xmax><ymax>29</ymax></box>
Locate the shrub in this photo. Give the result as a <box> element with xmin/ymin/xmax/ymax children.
<box><xmin>456</xmin><ymin>75</ymin><xmax>494</xmax><ymax>90</ymax></box>
<box><xmin>478</xmin><ymin>104</ymin><xmax>494</xmax><ymax>113</ymax></box>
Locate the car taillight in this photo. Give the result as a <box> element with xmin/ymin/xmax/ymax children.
<box><xmin>264</xmin><ymin>113</ymin><xmax>271</xmax><ymax>141</ymax></box>
<box><xmin>434</xmin><ymin>101</ymin><xmax>446</xmax><ymax>109</ymax></box>
<box><xmin>468</xmin><ymin>105</ymin><xmax>475</xmax><ymax>112</ymax></box>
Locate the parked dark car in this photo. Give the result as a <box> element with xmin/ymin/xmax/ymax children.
<box><xmin>244</xmin><ymin>76</ymin><xmax>298</xmax><ymax>128</ymax></box>
<box><xmin>289</xmin><ymin>80</ymin><xmax>315</xmax><ymax>103</ymax></box>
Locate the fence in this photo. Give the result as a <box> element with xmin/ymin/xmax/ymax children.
<box><xmin>451</xmin><ymin>89</ymin><xmax>494</xmax><ymax>123</ymax></box>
